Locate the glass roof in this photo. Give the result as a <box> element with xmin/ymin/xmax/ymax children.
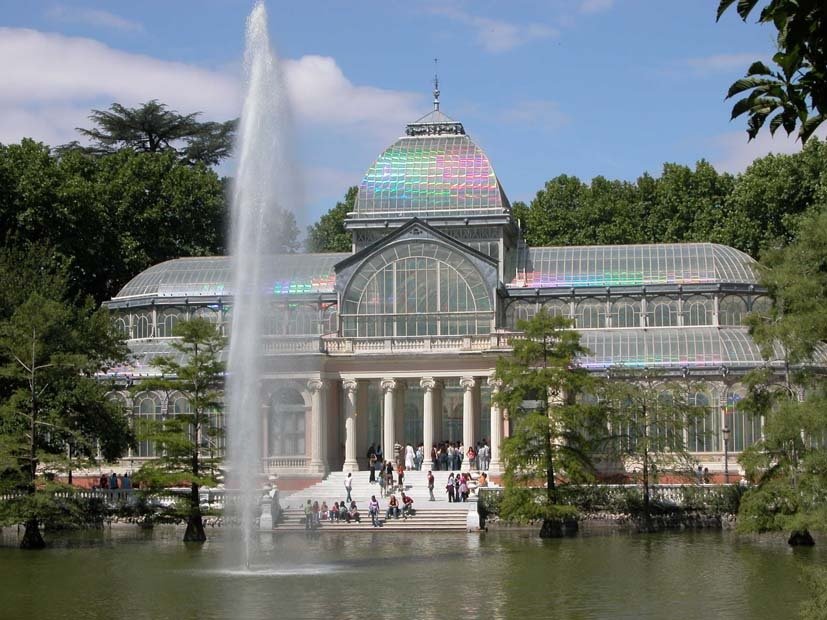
<box><xmin>508</xmin><ymin>243</ymin><xmax>757</xmax><ymax>288</ymax></box>
<box><xmin>353</xmin><ymin>134</ymin><xmax>510</xmax><ymax>219</ymax></box>
<box><xmin>114</xmin><ymin>254</ymin><xmax>349</xmax><ymax>300</ymax></box>
<box><xmin>577</xmin><ymin>327</ymin><xmax>802</xmax><ymax>369</ymax></box>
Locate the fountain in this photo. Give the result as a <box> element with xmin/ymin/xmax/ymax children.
<box><xmin>225</xmin><ymin>0</ymin><xmax>297</xmax><ymax>566</ymax></box>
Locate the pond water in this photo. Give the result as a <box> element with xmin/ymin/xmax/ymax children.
<box><xmin>0</xmin><ymin>526</ymin><xmax>822</xmax><ymax>620</ymax></box>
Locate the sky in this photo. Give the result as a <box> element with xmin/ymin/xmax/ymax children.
<box><xmin>0</xmin><ymin>0</ymin><xmax>817</xmax><ymax>229</ymax></box>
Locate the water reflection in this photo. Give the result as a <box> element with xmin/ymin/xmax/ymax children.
<box><xmin>0</xmin><ymin>527</ymin><xmax>821</xmax><ymax>620</ymax></box>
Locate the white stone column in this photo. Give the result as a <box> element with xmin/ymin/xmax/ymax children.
<box><xmin>261</xmin><ymin>402</ymin><xmax>270</xmax><ymax>468</ymax></box>
<box><xmin>343</xmin><ymin>379</ymin><xmax>359</xmax><ymax>472</ymax></box>
<box><xmin>381</xmin><ymin>378</ymin><xmax>397</xmax><ymax>463</ymax></box>
<box><xmin>487</xmin><ymin>378</ymin><xmax>503</xmax><ymax>474</ymax></box>
<box><xmin>460</xmin><ymin>376</ymin><xmax>475</xmax><ymax>471</ymax></box>
<box><xmin>308</xmin><ymin>379</ymin><xmax>326</xmax><ymax>474</ymax></box>
<box><xmin>394</xmin><ymin>381</ymin><xmax>406</xmax><ymax>448</ymax></box>
<box><xmin>420</xmin><ymin>377</ymin><xmax>436</xmax><ymax>470</ymax></box>
<box><xmin>356</xmin><ymin>380</ymin><xmax>369</xmax><ymax>465</ymax></box>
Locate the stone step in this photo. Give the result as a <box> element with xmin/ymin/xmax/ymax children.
<box><xmin>271</xmin><ymin>508</ymin><xmax>472</xmax><ymax>531</ymax></box>
<box><xmin>280</xmin><ymin>470</ymin><xmax>483</xmax><ymax>512</ymax></box>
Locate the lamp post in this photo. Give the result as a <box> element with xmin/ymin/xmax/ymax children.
<box><xmin>722</xmin><ymin>426</ymin><xmax>731</xmax><ymax>484</ymax></box>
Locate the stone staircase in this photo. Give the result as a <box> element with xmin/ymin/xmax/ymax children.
<box><xmin>273</xmin><ymin>470</ymin><xmax>479</xmax><ymax>532</ymax></box>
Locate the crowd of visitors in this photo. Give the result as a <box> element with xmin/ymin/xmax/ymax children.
<box><xmin>364</xmin><ymin>439</ymin><xmax>492</xmax><ymax>475</ymax></box>
<box><xmin>445</xmin><ymin>472</ymin><xmax>474</xmax><ymax>502</ymax></box>
<box><xmin>95</xmin><ymin>472</ymin><xmax>133</xmax><ymax>490</ymax></box>
<box><xmin>301</xmin><ymin>490</ymin><xmax>415</xmax><ymax>529</ymax></box>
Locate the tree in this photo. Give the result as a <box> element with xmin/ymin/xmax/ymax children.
<box><xmin>0</xmin><ymin>255</ymin><xmax>131</xmax><ymax>548</ymax></box>
<box><xmin>720</xmin><ymin>139</ymin><xmax>827</xmax><ymax>256</ymax></box>
<box><xmin>718</xmin><ymin>0</ymin><xmax>827</xmax><ymax>142</ymax></box>
<box><xmin>735</xmin><ymin>203</ymin><xmax>827</xmax><ymax>545</ymax></box>
<box><xmin>72</xmin><ymin>100</ymin><xmax>237</xmax><ymax>166</ymax></box>
<box><xmin>267</xmin><ymin>208</ymin><xmax>301</xmax><ymax>254</ymax></box>
<box><xmin>601</xmin><ymin>369</ymin><xmax>706</xmax><ymax>531</ymax></box>
<box><xmin>735</xmin><ymin>369</ymin><xmax>827</xmax><ymax>545</ymax></box>
<box><xmin>306</xmin><ymin>186</ymin><xmax>357</xmax><ymax>252</ymax></box>
<box><xmin>133</xmin><ymin>318</ymin><xmax>225</xmax><ymax>543</ymax></box>
<box><xmin>0</xmin><ymin>140</ymin><xmax>228</xmax><ymax>304</ymax></box>
<box><xmin>494</xmin><ymin>310</ymin><xmax>606</xmax><ymax>537</ymax></box>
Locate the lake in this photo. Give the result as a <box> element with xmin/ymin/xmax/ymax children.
<box><xmin>0</xmin><ymin>526</ymin><xmax>821</xmax><ymax>619</ymax></box>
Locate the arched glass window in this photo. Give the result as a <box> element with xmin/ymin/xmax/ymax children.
<box><xmin>263</xmin><ymin>304</ymin><xmax>286</xmax><ymax>336</ymax></box>
<box><xmin>683</xmin><ymin>296</ymin><xmax>713</xmax><ymax>326</ymax></box>
<box><xmin>131</xmin><ymin>313</ymin><xmax>151</xmax><ymax>339</ymax></box>
<box><xmin>720</xmin><ymin>296</ymin><xmax>748</xmax><ymax>326</ymax></box>
<box><xmin>157</xmin><ymin>309</ymin><xmax>182</xmax><ymax>338</ymax></box>
<box><xmin>687</xmin><ymin>392</ymin><xmax>720</xmax><ymax>452</ymax></box>
<box><xmin>611</xmin><ymin>298</ymin><xmax>640</xmax><ymax>328</ymax></box>
<box><xmin>193</xmin><ymin>306</ymin><xmax>220</xmax><ymax>325</ymax></box>
<box><xmin>114</xmin><ymin>316</ymin><xmax>129</xmax><ymax>337</ymax></box>
<box><xmin>268</xmin><ymin>388</ymin><xmax>306</xmax><ymax>457</ymax></box>
<box><xmin>576</xmin><ymin>299</ymin><xmax>606</xmax><ymax>329</ymax></box>
<box><xmin>135</xmin><ymin>394</ymin><xmax>160</xmax><ymax>457</ymax></box>
<box><xmin>321</xmin><ymin>304</ymin><xmax>338</xmax><ymax>335</ymax></box>
<box><xmin>543</xmin><ymin>299</ymin><xmax>570</xmax><ymax>319</ymax></box>
<box><xmin>751</xmin><ymin>296</ymin><xmax>772</xmax><ymax>316</ymax></box>
<box><xmin>724</xmin><ymin>390</ymin><xmax>761</xmax><ymax>451</ymax></box>
<box><xmin>505</xmin><ymin>301</ymin><xmax>537</xmax><ymax>329</ymax></box>
<box><xmin>286</xmin><ymin>304</ymin><xmax>318</xmax><ymax>335</ymax></box>
<box><xmin>647</xmin><ymin>297</ymin><xmax>678</xmax><ymax>327</ymax></box>
<box><xmin>341</xmin><ymin>241</ymin><xmax>493</xmax><ymax>337</ymax></box>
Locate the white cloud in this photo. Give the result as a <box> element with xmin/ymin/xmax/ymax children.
<box><xmin>46</xmin><ymin>5</ymin><xmax>143</xmax><ymax>33</ymax></box>
<box><xmin>579</xmin><ymin>0</ymin><xmax>614</xmax><ymax>15</ymax></box>
<box><xmin>429</xmin><ymin>7</ymin><xmax>557</xmax><ymax>53</ymax></box>
<box><xmin>501</xmin><ymin>99</ymin><xmax>569</xmax><ymax>132</ymax></box>
<box><xmin>686</xmin><ymin>53</ymin><xmax>765</xmax><ymax>75</ymax></box>
<box><xmin>711</xmin><ymin>127</ymin><xmax>827</xmax><ymax>173</ymax></box>
<box><xmin>283</xmin><ymin>55</ymin><xmax>421</xmax><ymax>136</ymax></box>
<box><xmin>0</xmin><ymin>28</ymin><xmax>423</xmax><ymax>147</ymax></box>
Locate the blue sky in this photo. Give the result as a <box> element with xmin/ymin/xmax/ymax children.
<box><xmin>0</xmin><ymin>1</ymin><xmax>811</xmax><ymax>229</ymax></box>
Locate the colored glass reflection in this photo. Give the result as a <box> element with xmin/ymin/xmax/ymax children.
<box><xmin>356</xmin><ymin>136</ymin><xmax>507</xmax><ymax>217</ymax></box>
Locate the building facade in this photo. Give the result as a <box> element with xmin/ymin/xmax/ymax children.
<box><xmin>103</xmin><ymin>107</ymin><xmax>802</xmax><ymax>481</ymax></box>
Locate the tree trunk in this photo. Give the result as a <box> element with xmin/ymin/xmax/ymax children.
<box><xmin>788</xmin><ymin>530</ymin><xmax>815</xmax><ymax>546</ymax></box>
<box><xmin>183</xmin><ymin>481</ymin><xmax>206</xmax><ymax>543</ymax></box>
<box><xmin>641</xmin><ymin>448</ymin><xmax>652</xmax><ymax>532</ymax></box>
<box><xmin>20</xmin><ymin>519</ymin><xmax>45</xmax><ymax>549</ymax></box>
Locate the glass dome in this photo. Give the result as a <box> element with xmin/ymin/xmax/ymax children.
<box><xmin>353</xmin><ymin>111</ymin><xmax>510</xmax><ymax>219</ymax></box>
<box><xmin>113</xmin><ymin>254</ymin><xmax>348</xmax><ymax>301</ymax></box>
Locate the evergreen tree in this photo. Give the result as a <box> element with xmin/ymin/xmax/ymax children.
<box><xmin>133</xmin><ymin>318</ymin><xmax>225</xmax><ymax>543</ymax></box>
<box><xmin>493</xmin><ymin>310</ymin><xmax>606</xmax><ymax>537</ymax></box>
<box><xmin>0</xmin><ymin>251</ymin><xmax>131</xmax><ymax>548</ymax></box>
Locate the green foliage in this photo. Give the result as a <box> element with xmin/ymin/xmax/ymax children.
<box><xmin>600</xmin><ymin>370</ymin><xmax>707</xmax><ymax>525</ymax></box>
<box><xmin>0</xmin><ymin>253</ymin><xmax>131</xmax><ymax>542</ymax></box>
<box><xmin>132</xmin><ymin>318</ymin><xmax>225</xmax><ymax>539</ymax></box>
<box><xmin>724</xmin><ymin>139</ymin><xmax>827</xmax><ymax>256</ymax></box>
<box><xmin>0</xmin><ymin>482</ymin><xmax>108</xmax><ymax>531</ymax></box>
<box><xmin>0</xmin><ymin>140</ymin><xmax>227</xmax><ymax>303</ymax></box>
<box><xmin>517</xmin><ymin>143</ymin><xmax>827</xmax><ymax>258</ymax></box>
<box><xmin>717</xmin><ymin>0</ymin><xmax>826</xmax><ymax>142</ymax></box>
<box><xmin>70</xmin><ymin>100</ymin><xmax>237</xmax><ymax>166</ymax></box>
<box><xmin>735</xmin><ymin>372</ymin><xmax>827</xmax><ymax>534</ymax></box>
<box><xmin>306</xmin><ymin>186</ymin><xmax>357</xmax><ymax>252</ymax></box>
<box><xmin>494</xmin><ymin>310</ymin><xmax>606</xmax><ymax>524</ymax></box>
<box><xmin>734</xmin><ymin>195</ymin><xmax>827</xmax><ymax>541</ymax></box>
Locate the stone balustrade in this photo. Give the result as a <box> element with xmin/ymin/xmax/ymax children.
<box><xmin>259</xmin><ymin>333</ymin><xmax>519</xmax><ymax>356</ymax></box>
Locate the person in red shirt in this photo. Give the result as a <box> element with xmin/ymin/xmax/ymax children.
<box><xmin>401</xmin><ymin>491</ymin><xmax>414</xmax><ymax>519</ymax></box>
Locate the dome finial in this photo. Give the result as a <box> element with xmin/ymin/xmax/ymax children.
<box><xmin>433</xmin><ymin>57</ymin><xmax>440</xmax><ymax>112</ymax></box>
